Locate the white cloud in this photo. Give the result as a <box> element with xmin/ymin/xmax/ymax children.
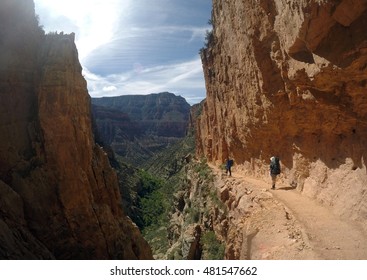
<box><xmin>84</xmin><ymin>58</ymin><xmax>206</xmax><ymax>104</ymax></box>
<box><xmin>102</xmin><ymin>86</ymin><xmax>118</xmax><ymax>92</ymax></box>
<box><xmin>34</xmin><ymin>0</ymin><xmax>210</xmax><ymax>104</ymax></box>
<box><xmin>34</xmin><ymin>0</ymin><xmax>129</xmax><ymax>60</ymax></box>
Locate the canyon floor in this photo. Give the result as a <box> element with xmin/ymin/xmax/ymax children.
<box><xmin>210</xmin><ymin>165</ymin><xmax>367</xmax><ymax>260</ymax></box>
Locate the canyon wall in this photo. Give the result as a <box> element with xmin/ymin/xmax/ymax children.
<box><xmin>92</xmin><ymin>93</ymin><xmax>191</xmax><ymax>167</ymax></box>
<box><xmin>197</xmin><ymin>0</ymin><xmax>367</xmax><ymax>228</ymax></box>
<box><xmin>0</xmin><ymin>0</ymin><xmax>152</xmax><ymax>259</ymax></box>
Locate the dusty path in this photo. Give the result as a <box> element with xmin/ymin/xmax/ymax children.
<box><xmin>211</xmin><ymin>165</ymin><xmax>367</xmax><ymax>259</ymax></box>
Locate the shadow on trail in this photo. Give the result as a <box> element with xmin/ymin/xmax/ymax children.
<box><xmin>276</xmin><ymin>186</ymin><xmax>297</xmax><ymax>191</ymax></box>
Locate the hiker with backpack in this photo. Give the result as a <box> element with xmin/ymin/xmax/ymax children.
<box><xmin>226</xmin><ymin>158</ymin><xmax>234</xmax><ymax>176</ymax></box>
<box><xmin>270</xmin><ymin>156</ymin><xmax>281</xmax><ymax>189</ymax></box>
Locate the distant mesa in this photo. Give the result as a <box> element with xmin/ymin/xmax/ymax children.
<box><xmin>92</xmin><ymin>92</ymin><xmax>192</xmax><ymax>167</ymax></box>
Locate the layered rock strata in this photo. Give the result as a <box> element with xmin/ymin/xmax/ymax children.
<box><xmin>0</xmin><ymin>0</ymin><xmax>152</xmax><ymax>259</ymax></box>
<box><xmin>197</xmin><ymin>0</ymin><xmax>367</xmax><ymax>229</ymax></box>
<box><xmin>92</xmin><ymin>93</ymin><xmax>191</xmax><ymax>167</ymax></box>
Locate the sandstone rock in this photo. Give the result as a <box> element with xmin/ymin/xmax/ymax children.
<box><xmin>0</xmin><ymin>0</ymin><xmax>152</xmax><ymax>259</ymax></box>
<box><xmin>197</xmin><ymin>0</ymin><xmax>367</xmax><ymax>230</ymax></box>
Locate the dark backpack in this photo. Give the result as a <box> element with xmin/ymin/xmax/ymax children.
<box><xmin>271</xmin><ymin>157</ymin><xmax>281</xmax><ymax>175</ymax></box>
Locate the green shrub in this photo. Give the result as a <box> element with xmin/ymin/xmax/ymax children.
<box><xmin>194</xmin><ymin>159</ymin><xmax>214</xmax><ymax>181</ymax></box>
<box><xmin>140</xmin><ymin>191</ymin><xmax>167</xmax><ymax>227</ymax></box>
<box><xmin>185</xmin><ymin>207</ymin><xmax>201</xmax><ymax>224</ymax></box>
<box><xmin>138</xmin><ymin>170</ymin><xmax>164</xmax><ymax>196</ymax></box>
<box><xmin>201</xmin><ymin>231</ymin><xmax>225</xmax><ymax>260</ymax></box>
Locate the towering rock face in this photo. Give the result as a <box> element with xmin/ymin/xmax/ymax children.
<box><xmin>0</xmin><ymin>0</ymin><xmax>152</xmax><ymax>259</ymax></box>
<box><xmin>198</xmin><ymin>0</ymin><xmax>367</xmax><ymax>228</ymax></box>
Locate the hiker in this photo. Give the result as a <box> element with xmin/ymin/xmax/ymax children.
<box><xmin>270</xmin><ymin>156</ymin><xmax>281</xmax><ymax>189</ymax></box>
<box><xmin>226</xmin><ymin>158</ymin><xmax>233</xmax><ymax>176</ymax></box>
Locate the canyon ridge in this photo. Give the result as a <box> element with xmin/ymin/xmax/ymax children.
<box><xmin>1</xmin><ymin>0</ymin><xmax>367</xmax><ymax>260</ymax></box>
<box><xmin>0</xmin><ymin>0</ymin><xmax>152</xmax><ymax>259</ymax></box>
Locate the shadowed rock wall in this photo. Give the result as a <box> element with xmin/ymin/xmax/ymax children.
<box><xmin>0</xmin><ymin>0</ymin><xmax>152</xmax><ymax>259</ymax></box>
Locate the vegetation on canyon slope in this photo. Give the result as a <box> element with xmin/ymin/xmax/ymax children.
<box><xmin>113</xmin><ymin>133</ymin><xmax>225</xmax><ymax>259</ymax></box>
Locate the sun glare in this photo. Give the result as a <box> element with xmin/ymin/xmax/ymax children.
<box><xmin>34</xmin><ymin>0</ymin><xmax>132</xmax><ymax>60</ymax></box>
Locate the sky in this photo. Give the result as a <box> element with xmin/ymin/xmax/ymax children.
<box><xmin>33</xmin><ymin>0</ymin><xmax>212</xmax><ymax>105</ymax></box>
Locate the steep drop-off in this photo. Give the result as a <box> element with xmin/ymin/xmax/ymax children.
<box><xmin>197</xmin><ymin>0</ymin><xmax>367</xmax><ymax>230</ymax></box>
<box><xmin>0</xmin><ymin>0</ymin><xmax>152</xmax><ymax>259</ymax></box>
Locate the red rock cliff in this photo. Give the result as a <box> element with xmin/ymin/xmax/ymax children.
<box><xmin>0</xmin><ymin>0</ymin><xmax>152</xmax><ymax>259</ymax></box>
<box><xmin>198</xmin><ymin>0</ymin><xmax>367</xmax><ymax>228</ymax></box>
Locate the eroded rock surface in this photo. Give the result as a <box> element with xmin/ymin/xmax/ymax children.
<box><xmin>0</xmin><ymin>0</ymin><xmax>152</xmax><ymax>259</ymax></box>
<box><xmin>197</xmin><ymin>0</ymin><xmax>367</xmax><ymax>230</ymax></box>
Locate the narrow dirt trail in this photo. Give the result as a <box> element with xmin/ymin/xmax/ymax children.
<box><xmin>211</xmin><ymin>165</ymin><xmax>367</xmax><ymax>259</ymax></box>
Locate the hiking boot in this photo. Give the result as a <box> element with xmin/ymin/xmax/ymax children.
<box><xmin>271</xmin><ymin>185</ymin><xmax>275</xmax><ymax>190</ymax></box>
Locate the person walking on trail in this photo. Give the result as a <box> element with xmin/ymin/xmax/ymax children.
<box><xmin>226</xmin><ymin>158</ymin><xmax>234</xmax><ymax>176</ymax></box>
<box><xmin>270</xmin><ymin>156</ymin><xmax>281</xmax><ymax>189</ymax></box>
